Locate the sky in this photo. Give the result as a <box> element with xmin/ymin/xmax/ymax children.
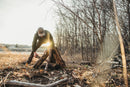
<box><xmin>0</xmin><ymin>0</ymin><xmax>57</xmax><ymax>45</ymax></box>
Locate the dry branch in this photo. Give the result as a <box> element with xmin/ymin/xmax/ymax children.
<box><xmin>0</xmin><ymin>72</ymin><xmax>11</xmax><ymax>87</ymax></box>
<box><xmin>52</xmin><ymin>0</ymin><xmax>102</xmax><ymax>44</ymax></box>
<box><xmin>6</xmin><ymin>78</ymin><xmax>68</xmax><ymax>87</ymax></box>
<box><xmin>33</xmin><ymin>50</ymin><xmax>49</xmax><ymax>69</ymax></box>
<box><xmin>53</xmin><ymin>47</ymin><xmax>66</xmax><ymax>68</ymax></box>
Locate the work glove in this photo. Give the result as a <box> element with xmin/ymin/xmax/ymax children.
<box><xmin>34</xmin><ymin>52</ymin><xmax>38</xmax><ymax>58</ymax></box>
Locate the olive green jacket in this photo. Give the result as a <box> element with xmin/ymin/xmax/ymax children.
<box><xmin>32</xmin><ymin>30</ymin><xmax>54</xmax><ymax>52</ymax></box>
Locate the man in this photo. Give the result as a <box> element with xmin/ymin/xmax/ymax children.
<box><xmin>26</xmin><ymin>27</ymin><xmax>55</xmax><ymax>65</ymax></box>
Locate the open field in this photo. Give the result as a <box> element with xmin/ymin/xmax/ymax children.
<box><xmin>0</xmin><ymin>52</ymin><xmax>28</xmax><ymax>69</ymax></box>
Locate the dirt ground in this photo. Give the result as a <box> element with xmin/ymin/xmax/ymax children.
<box><xmin>0</xmin><ymin>52</ymin><xmax>130</xmax><ymax>87</ymax></box>
<box><xmin>0</xmin><ymin>52</ymin><xmax>85</xmax><ymax>87</ymax></box>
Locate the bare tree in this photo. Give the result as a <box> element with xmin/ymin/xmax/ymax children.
<box><xmin>113</xmin><ymin>0</ymin><xmax>128</xmax><ymax>86</ymax></box>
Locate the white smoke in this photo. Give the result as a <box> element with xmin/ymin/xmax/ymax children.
<box><xmin>91</xmin><ymin>29</ymin><xmax>119</xmax><ymax>87</ymax></box>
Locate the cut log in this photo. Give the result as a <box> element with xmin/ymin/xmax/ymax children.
<box><xmin>53</xmin><ymin>47</ymin><xmax>66</xmax><ymax>68</ymax></box>
<box><xmin>33</xmin><ymin>50</ymin><xmax>49</xmax><ymax>69</ymax></box>
<box><xmin>6</xmin><ymin>78</ymin><xmax>68</xmax><ymax>87</ymax></box>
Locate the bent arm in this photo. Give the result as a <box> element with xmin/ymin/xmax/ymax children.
<box><xmin>47</xmin><ymin>32</ymin><xmax>54</xmax><ymax>49</ymax></box>
<box><xmin>32</xmin><ymin>33</ymin><xmax>38</xmax><ymax>52</ymax></box>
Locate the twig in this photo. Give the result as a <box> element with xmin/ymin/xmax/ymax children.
<box><xmin>0</xmin><ymin>72</ymin><xmax>12</xmax><ymax>87</ymax></box>
<box><xmin>42</xmin><ymin>75</ymin><xmax>50</xmax><ymax>80</ymax></box>
<box><xmin>44</xmin><ymin>62</ymin><xmax>48</xmax><ymax>71</ymax></box>
<box><xmin>6</xmin><ymin>78</ymin><xmax>68</xmax><ymax>87</ymax></box>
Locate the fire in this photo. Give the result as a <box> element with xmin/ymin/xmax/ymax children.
<box><xmin>42</xmin><ymin>42</ymin><xmax>50</xmax><ymax>47</ymax></box>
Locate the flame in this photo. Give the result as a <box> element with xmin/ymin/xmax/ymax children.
<box><xmin>42</xmin><ymin>42</ymin><xmax>50</xmax><ymax>47</ymax></box>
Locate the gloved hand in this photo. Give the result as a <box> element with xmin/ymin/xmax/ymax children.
<box><xmin>34</xmin><ymin>52</ymin><xmax>38</xmax><ymax>58</ymax></box>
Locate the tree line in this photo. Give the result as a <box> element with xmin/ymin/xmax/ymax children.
<box><xmin>54</xmin><ymin>0</ymin><xmax>130</xmax><ymax>62</ymax></box>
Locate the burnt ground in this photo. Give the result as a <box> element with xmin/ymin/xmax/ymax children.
<box><xmin>0</xmin><ymin>52</ymin><xmax>130</xmax><ymax>87</ymax></box>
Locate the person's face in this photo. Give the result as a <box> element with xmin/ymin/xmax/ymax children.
<box><xmin>38</xmin><ymin>31</ymin><xmax>45</xmax><ymax>37</ymax></box>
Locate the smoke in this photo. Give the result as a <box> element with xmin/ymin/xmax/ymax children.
<box><xmin>91</xmin><ymin>29</ymin><xmax>119</xmax><ymax>87</ymax></box>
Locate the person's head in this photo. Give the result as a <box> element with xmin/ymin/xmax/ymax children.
<box><xmin>37</xmin><ymin>27</ymin><xmax>45</xmax><ymax>37</ymax></box>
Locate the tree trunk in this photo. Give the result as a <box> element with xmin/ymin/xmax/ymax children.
<box><xmin>113</xmin><ymin>0</ymin><xmax>128</xmax><ymax>87</ymax></box>
<box><xmin>128</xmin><ymin>0</ymin><xmax>130</xmax><ymax>42</ymax></box>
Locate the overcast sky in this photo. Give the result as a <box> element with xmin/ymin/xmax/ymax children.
<box><xmin>0</xmin><ymin>0</ymin><xmax>57</xmax><ymax>45</ymax></box>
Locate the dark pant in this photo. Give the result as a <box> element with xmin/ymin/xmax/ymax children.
<box><xmin>27</xmin><ymin>41</ymin><xmax>43</xmax><ymax>64</ymax></box>
<box><xmin>27</xmin><ymin>51</ymin><xmax>34</xmax><ymax>64</ymax></box>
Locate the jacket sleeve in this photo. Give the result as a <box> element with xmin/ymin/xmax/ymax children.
<box><xmin>32</xmin><ymin>33</ymin><xmax>38</xmax><ymax>52</ymax></box>
<box><xmin>47</xmin><ymin>32</ymin><xmax>54</xmax><ymax>48</ymax></box>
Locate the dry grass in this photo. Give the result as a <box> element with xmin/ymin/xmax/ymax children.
<box><xmin>0</xmin><ymin>52</ymin><xmax>38</xmax><ymax>69</ymax></box>
<box><xmin>0</xmin><ymin>51</ymin><xmax>82</xmax><ymax>70</ymax></box>
<box><xmin>62</xmin><ymin>53</ymin><xmax>82</xmax><ymax>63</ymax></box>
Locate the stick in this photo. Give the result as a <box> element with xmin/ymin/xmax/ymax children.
<box><xmin>33</xmin><ymin>50</ymin><xmax>49</xmax><ymax>69</ymax></box>
<box><xmin>6</xmin><ymin>78</ymin><xmax>68</xmax><ymax>87</ymax></box>
<box><xmin>44</xmin><ymin>62</ymin><xmax>48</xmax><ymax>71</ymax></box>
<box><xmin>0</xmin><ymin>72</ymin><xmax>11</xmax><ymax>87</ymax></box>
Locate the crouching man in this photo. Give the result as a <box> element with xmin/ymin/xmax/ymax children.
<box><xmin>26</xmin><ymin>27</ymin><xmax>55</xmax><ymax>68</ymax></box>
